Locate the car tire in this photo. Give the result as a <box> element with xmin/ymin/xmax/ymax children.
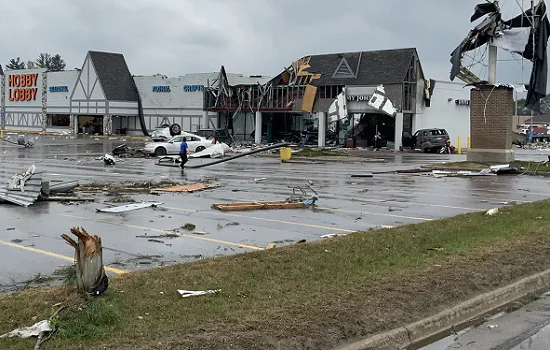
<box><xmin>155</xmin><ymin>147</ymin><xmax>167</xmax><ymax>157</ymax></box>
<box><xmin>195</xmin><ymin>146</ymin><xmax>206</xmax><ymax>152</ymax></box>
<box><xmin>169</xmin><ymin>124</ymin><xmax>181</xmax><ymax>136</ymax></box>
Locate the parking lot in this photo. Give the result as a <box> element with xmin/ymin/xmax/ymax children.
<box><xmin>0</xmin><ymin>136</ymin><xmax>548</xmax><ymax>290</ymax></box>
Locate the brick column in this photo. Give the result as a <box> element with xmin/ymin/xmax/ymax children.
<box><xmin>103</xmin><ymin>114</ymin><xmax>113</xmax><ymax>135</ymax></box>
<box><xmin>41</xmin><ymin>72</ymin><xmax>47</xmax><ymax>132</ymax></box>
<box><xmin>467</xmin><ymin>85</ymin><xmax>514</xmax><ymax>163</ymax></box>
<box><xmin>0</xmin><ymin>74</ymin><xmax>5</xmax><ymax>130</ymax></box>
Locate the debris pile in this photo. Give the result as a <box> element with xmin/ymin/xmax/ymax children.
<box><xmin>0</xmin><ymin>165</ymin><xmax>84</xmax><ymax>207</ymax></box>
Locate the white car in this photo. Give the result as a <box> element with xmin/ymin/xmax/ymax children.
<box><xmin>151</xmin><ymin>124</ymin><xmax>182</xmax><ymax>142</ymax></box>
<box><xmin>143</xmin><ymin>132</ymin><xmax>214</xmax><ymax>156</ymax></box>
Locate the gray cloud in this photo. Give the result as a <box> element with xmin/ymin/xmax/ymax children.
<box><xmin>1</xmin><ymin>0</ymin><xmax>537</xmax><ymax>88</ymax></box>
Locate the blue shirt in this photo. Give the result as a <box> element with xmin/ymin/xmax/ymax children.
<box><xmin>180</xmin><ymin>141</ymin><xmax>188</xmax><ymax>154</ymax></box>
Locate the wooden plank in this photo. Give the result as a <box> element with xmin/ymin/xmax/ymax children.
<box><xmin>301</xmin><ymin>84</ymin><xmax>317</xmax><ymax>113</ymax></box>
<box><xmin>154</xmin><ymin>184</ymin><xmax>218</xmax><ymax>193</ymax></box>
<box><xmin>211</xmin><ymin>201</ymin><xmax>306</xmax><ymax>212</ymax></box>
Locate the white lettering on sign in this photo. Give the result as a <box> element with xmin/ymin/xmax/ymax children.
<box><xmin>455</xmin><ymin>99</ymin><xmax>470</xmax><ymax>106</ymax></box>
<box><xmin>346</xmin><ymin>95</ymin><xmax>371</xmax><ymax>101</ymax></box>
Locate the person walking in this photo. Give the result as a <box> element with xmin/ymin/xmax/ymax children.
<box><xmin>179</xmin><ymin>137</ymin><xmax>188</xmax><ymax>169</ymax></box>
<box><xmin>300</xmin><ymin>129</ymin><xmax>308</xmax><ymax>148</ymax></box>
<box><xmin>374</xmin><ymin>131</ymin><xmax>382</xmax><ymax>151</ymax></box>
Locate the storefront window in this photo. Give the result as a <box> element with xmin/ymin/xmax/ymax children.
<box><xmin>47</xmin><ymin>114</ymin><xmax>70</xmax><ymax>127</ymax></box>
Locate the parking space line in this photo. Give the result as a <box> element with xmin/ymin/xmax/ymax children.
<box><xmin>0</xmin><ymin>239</ymin><xmax>128</xmax><ymax>274</ymax></box>
<box><xmin>162</xmin><ymin>206</ymin><xmax>358</xmax><ymax>232</ymax></box>
<box><xmin>60</xmin><ymin>214</ymin><xmax>264</xmax><ymax>251</ymax></box>
<box><xmin>317</xmin><ymin>207</ymin><xmax>434</xmax><ymax>221</ymax></box>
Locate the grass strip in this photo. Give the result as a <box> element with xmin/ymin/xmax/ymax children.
<box><xmin>1</xmin><ymin>201</ymin><xmax>550</xmax><ymax>349</ymax></box>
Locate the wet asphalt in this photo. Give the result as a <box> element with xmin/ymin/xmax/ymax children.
<box><xmin>0</xmin><ymin>134</ymin><xmax>549</xmax><ymax>291</ymax></box>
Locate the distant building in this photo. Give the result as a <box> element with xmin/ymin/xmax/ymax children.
<box><xmin>0</xmin><ymin>51</ymin><xmax>269</xmax><ymax>135</ymax></box>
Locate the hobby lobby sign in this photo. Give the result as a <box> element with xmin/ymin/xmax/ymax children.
<box><xmin>7</xmin><ymin>73</ymin><xmax>39</xmax><ymax>101</ymax></box>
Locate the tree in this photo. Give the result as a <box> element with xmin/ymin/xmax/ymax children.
<box><xmin>26</xmin><ymin>60</ymin><xmax>36</xmax><ymax>69</ymax></box>
<box><xmin>49</xmin><ymin>54</ymin><xmax>66</xmax><ymax>71</ymax></box>
<box><xmin>6</xmin><ymin>57</ymin><xmax>25</xmax><ymax>70</ymax></box>
<box><xmin>35</xmin><ymin>53</ymin><xmax>52</xmax><ymax>69</ymax></box>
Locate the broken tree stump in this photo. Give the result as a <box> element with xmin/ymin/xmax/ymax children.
<box><xmin>61</xmin><ymin>227</ymin><xmax>108</xmax><ymax>296</ymax></box>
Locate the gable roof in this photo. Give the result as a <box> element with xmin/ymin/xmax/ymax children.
<box><xmin>88</xmin><ymin>51</ymin><xmax>138</xmax><ymax>101</ymax></box>
<box><xmin>291</xmin><ymin>48</ymin><xmax>420</xmax><ymax>86</ymax></box>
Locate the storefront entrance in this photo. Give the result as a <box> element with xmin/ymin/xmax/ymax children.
<box><xmin>77</xmin><ymin>115</ymin><xmax>103</xmax><ymax>135</ymax></box>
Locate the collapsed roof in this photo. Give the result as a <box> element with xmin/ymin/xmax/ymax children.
<box><xmin>450</xmin><ymin>0</ymin><xmax>550</xmax><ymax>112</ymax></box>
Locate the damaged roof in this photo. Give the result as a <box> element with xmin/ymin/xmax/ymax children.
<box><xmin>88</xmin><ymin>51</ymin><xmax>139</xmax><ymax>101</ymax></box>
<box><xmin>287</xmin><ymin>48</ymin><xmax>422</xmax><ymax>86</ymax></box>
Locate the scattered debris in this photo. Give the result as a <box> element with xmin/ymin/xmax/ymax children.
<box><xmin>266</xmin><ymin>242</ymin><xmax>277</xmax><ymax>249</ymax></box>
<box><xmin>61</xmin><ymin>227</ymin><xmax>108</xmax><ymax>296</ymax></box>
<box><xmin>0</xmin><ymin>320</ymin><xmax>52</xmax><ymax>339</ymax></box>
<box><xmin>103</xmin><ymin>154</ymin><xmax>116</xmax><ymax>165</ymax></box>
<box><xmin>189</xmin><ymin>143</ymin><xmax>231</xmax><ymax>159</ymax></box>
<box><xmin>431</xmin><ymin>169</ymin><xmax>495</xmax><ymax>178</ymax></box>
<box><xmin>0</xmin><ymin>165</ymin><xmax>43</xmax><ymax>207</ymax></box>
<box><xmin>96</xmin><ymin>202</ymin><xmax>163</xmax><ymax>213</ymax></box>
<box><xmin>177</xmin><ymin>289</ymin><xmax>220</xmax><ymax>298</ymax></box>
<box><xmin>320</xmin><ymin>233</ymin><xmax>348</xmax><ymax>239</ymax></box>
<box><xmin>182</xmin><ymin>223</ymin><xmax>196</xmax><ymax>231</ymax></box>
<box><xmin>212</xmin><ymin>201</ymin><xmax>306</xmax><ymax>212</ymax></box>
<box><xmin>350</xmin><ymin>174</ymin><xmax>374</xmax><ymax>178</ymax></box>
<box><xmin>191</xmin><ymin>231</ymin><xmax>208</xmax><ymax>235</ymax></box>
<box><xmin>254</xmin><ymin>178</ymin><xmax>267</xmax><ymax>182</ymax></box>
<box><xmin>485</xmin><ymin>208</ymin><xmax>499</xmax><ymax>216</ymax></box>
<box><xmin>148</xmin><ymin>239</ymin><xmax>165</xmax><ymax>244</ymax></box>
<box><xmin>49</xmin><ymin>180</ymin><xmax>79</xmax><ymax>193</ymax></box>
<box><xmin>153</xmin><ymin>184</ymin><xmax>218</xmax><ymax>193</ymax></box>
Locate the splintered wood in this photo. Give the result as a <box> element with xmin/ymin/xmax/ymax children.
<box><xmin>212</xmin><ymin>201</ymin><xmax>306</xmax><ymax>212</ymax></box>
<box><xmin>61</xmin><ymin>227</ymin><xmax>108</xmax><ymax>295</ymax></box>
<box><xmin>154</xmin><ymin>184</ymin><xmax>218</xmax><ymax>193</ymax></box>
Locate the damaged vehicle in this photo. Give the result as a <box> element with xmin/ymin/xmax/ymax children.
<box><xmin>143</xmin><ymin>132</ymin><xmax>215</xmax><ymax>156</ymax></box>
<box><xmin>151</xmin><ymin>123</ymin><xmax>182</xmax><ymax>142</ymax></box>
<box><xmin>402</xmin><ymin>128</ymin><xmax>450</xmax><ymax>153</ymax></box>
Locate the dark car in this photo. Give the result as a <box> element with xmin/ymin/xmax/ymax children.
<box><xmin>196</xmin><ymin>129</ymin><xmax>233</xmax><ymax>145</ymax></box>
<box><xmin>402</xmin><ymin>128</ymin><xmax>450</xmax><ymax>153</ymax></box>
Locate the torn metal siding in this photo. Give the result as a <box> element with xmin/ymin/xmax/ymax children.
<box><xmin>0</xmin><ymin>175</ymin><xmax>43</xmax><ymax>207</ymax></box>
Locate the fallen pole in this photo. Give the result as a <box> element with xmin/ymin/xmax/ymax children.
<box><xmin>155</xmin><ymin>143</ymin><xmax>290</xmax><ymax>169</ymax></box>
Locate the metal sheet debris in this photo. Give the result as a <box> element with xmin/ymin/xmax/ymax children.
<box><xmin>368</xmin><ymin>85</ymin><xmax>397</xmax><ymax>116</ymax></box>
<box><xmin>0</xmin><ymin>166</ymin><xmax>43</xmax><ymax>207</ymax></box>
<box><xmin>49</xmin><ymin>180</ymin><xmax>79</xmax><ymax>193</ymax></box>
<box><xmin>178</xmin><ymin>289</ymin><xmax>220</xmax><ymax>298</ymax></box>
<box><xmin>96</xmin><ymin>202</ymin><xmax>163</xmax><ymax>213</ymax></box>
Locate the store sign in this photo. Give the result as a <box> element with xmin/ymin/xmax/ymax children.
<box><xmin>152</xmin><ymin>86</ymin><xmax>171</xmax><ymax>92</ymax></box>
<box><xmin>455</xmin><ymin>99</ymin><xmax>470</xmax><ymax>106</ymax></box>
<box><xmin>49</xmin><ymin>86</ymin><xmax>69</xmax><ymax>93</ymax></box>
<box><xmin>7</xmin><ymin>73</ymin><xmax>38</xmax><ymax>101</ymax></box>
<box><xmin>346</xmin><ymin>94</ymin><xmax>371</xmax><ymax>101</ymax></box>
<box><xmin>184</xmin><ymin>85</ymin><xmax>204</xmax><ymax>92</ymax></box>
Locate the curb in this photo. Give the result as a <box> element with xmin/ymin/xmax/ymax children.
<box><xmin>335</xmin><ymin>269</ymin><xmax>550</xmax><ymax>350</ymax></box>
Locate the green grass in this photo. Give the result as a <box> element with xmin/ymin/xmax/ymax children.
<box><xmin>2</xmin><ymin>202</ymin><xmax>550</xmax><ymax>349</ymax></box>
<box><xmin>294</xmin><ymin>148</ymin><xmax>345</xmax><ymax>157</ymax></box>
<box><xmin>109</xmin><ymin>195</ymin><xmax>135</xmax><ymax>203</ymax></box>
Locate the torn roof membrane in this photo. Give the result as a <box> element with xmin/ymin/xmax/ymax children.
<box><xmin>450</xmin><ymin>0</ymin><xmax>550</xmax><ymax>112</ymax></box>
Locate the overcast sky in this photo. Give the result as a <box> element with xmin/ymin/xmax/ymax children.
<box><xmin>2</xmin><ymin>0</ymin><xmax>538</xmax><ymax>87</ymax></box>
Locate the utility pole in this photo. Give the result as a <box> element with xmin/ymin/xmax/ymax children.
<box><xmin>488</xmin><ymin>45</ymin><xmax>498</xmax><ymax>84</ymax></box>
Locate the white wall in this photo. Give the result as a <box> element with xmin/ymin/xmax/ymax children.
<box><xmin>134</xmin><ymin>73</ymin><xmax>219</xmax><ymax>131</ymax></box>
<box><xmin>415</xmin><ymin>81</ymin><xmax>472</xmax><ymax>148</ymax></box>
<box><xmin>46</xmin><ymin>70</ymin><xmax>79</xmax><ymax>113</ymax></box>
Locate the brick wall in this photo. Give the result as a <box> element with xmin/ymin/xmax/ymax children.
<box><xmin>470</xmin><ymin>85</ymin><xmax>513</xmax><ymax>150</ymax></box>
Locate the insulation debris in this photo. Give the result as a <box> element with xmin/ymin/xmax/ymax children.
<box><xmin>0</xmin><ymin>320</ymin><xmax>52</xmax><ymax>339</ymax></box>
<box><xmin>212</xmin><ymin>201</ymin><xmax>307</xmax><ymax>212</ymax></box>
<box><xmin>7</xmin><ymin>165</ymin><xmax>36</xmax><ymax>191</ymax></box>
<box><xmin>188</xmin><ymin>143</ymin><xmax>231</xmax><ymax>159</ymax></box>
<box><xmin>96</xmin><ymin>202</ymin><xmax>163</xmax><ymax>213</ymax></box>
<box><xmin>153</xmin><ymin>184</ymin><xmax>218</xmax><ymax>193</ymax></box>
